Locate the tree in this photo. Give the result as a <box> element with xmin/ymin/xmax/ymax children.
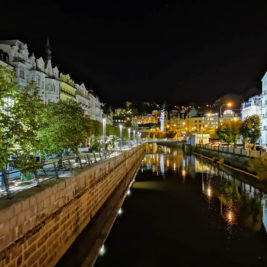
<box><xmin>12</xmin><ymin>82</ymin><xmax>43</xmax><ymax>181</ymax></box>
<box><xmin>240</xmin><ymin>116</ymin><xmax>260</xmax><ymax>149</ymax></box>
<box><xmin>216</xmin><ymin>119</ymin><xmax>242</xmax><ymax>146</ymax></box>
<box><xmin>0</xmin><ymin>66</ymin><xmax>43</xmax><ymax>192</ymax></box>
<box><xmin>38</xmin><ymin>100</ymin><xmax>88</xmax><ymax>157</ymax></box>
<box><xmin>0</xmin><ymin>65</ymin><xmax>19</xmax><ymax>193</ymax></box>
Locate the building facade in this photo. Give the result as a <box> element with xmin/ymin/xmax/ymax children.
<box><xmin>59</xmin><ymin>73</ymin><xmax>76</xmax><ymax>102</ymax></box>
<box><xmin>75</xmin><ymin>83</ymin><xmax>91</xmax><ymax>116</ymax></box>
<box><xmin>241</xmin><ymin>95</ymin><xmax>262</xmax><ymax>120</ymax></box>
<box><xmin>0</xmin><ymin>40</ymin><xmax>60</xmax><ymax>103</ymax></box>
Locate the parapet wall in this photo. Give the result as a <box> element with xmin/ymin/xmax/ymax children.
<box><xmin>0</xmin><ymin>145</ymin><xmax>145</xmax><ymax>267</ymax></box>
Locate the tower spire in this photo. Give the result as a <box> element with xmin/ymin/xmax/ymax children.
<box><xmin>45</xmin><ymin>38</ymin><xmax>52</xmax><ymax>62</ymax></box>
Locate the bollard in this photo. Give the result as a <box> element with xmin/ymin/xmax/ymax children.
<box><xmin>68</xmin><ymin>159</ymin><xmax>72</xmax><ymax>171</ymax></box>
<box><xmin>2</xmin><ymin>170</ymin><xmax>11</xmax><ymax>198</ymax></box>
<box><xmin>53</xmin><ymin>162</ymin><xmax>59</xmax><ymax>179</ymax></box>
<box><xmin>78</xmin><ymin>156</ymin><xmax>83</xmax><ymax>168</ymax></box>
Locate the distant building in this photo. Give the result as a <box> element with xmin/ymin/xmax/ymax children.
<box><xmin>169</xmin><ymin>109</ymin><xmax>179</xmax><ymax>119</ymax></box>
<box><xmin>241</xmin><ymin>95</ymin><xmax>262</xmax><ymax>120</ymax></box>
<box><xmin>204</xmin><ymin>112</ymin><xmax>220</xmax><ymax>129</ymax></box>
<box><xmin>185</xmin><ymin>116</ymin><xmax>205</xmax><ymax>132</ymax></box>
<box><xmin>131</xmin><ymin>115</ymin><xmax>159</xmax><ymax>126</ymax></box>
<box><xmin>185</xmin><ymin>132</ymin><xmax>210</xmax><ymax>146</ymax></box>
<box><xmin>222</xmin><ymin>109</ymin><xmax>239</xmax><ymax>121</ymax></box>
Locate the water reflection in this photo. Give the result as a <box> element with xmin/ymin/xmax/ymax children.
<box><xmin>144</xmin><ymin>143</ymin><xmax>267</xmax><ymax>233</ymax></box>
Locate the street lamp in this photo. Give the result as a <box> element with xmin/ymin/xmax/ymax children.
<box><xmin>119</xmin><ymin>124</ymin><xmax>122</xmax><ymax>149</ymax></box>
<box><xmin>220</xmin><ymin>102</ymin><xmax>232</xmax><ymax>118</ymax></box>
<box><xmin>102</xmin><ymin>118</ymin><xmax>106</xmax><ymax>150</ymax></box>
<box><xmin>133</xmin><ymin>130</ymin><xmax>136</xmax><ymax>141</ymax></box>
<box><xmin>128</xmin><ymin>128</ymin><xmax>131</xmax><ymax>140</ymax></box>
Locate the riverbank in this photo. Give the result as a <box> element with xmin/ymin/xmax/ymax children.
<box><xmin>0</xmin><ymin>145</ymin><xmax>145</xmax><ymax>267</ymax></box>
<box><xmin>151</xmin><ymin>141</ymin><xmax>267</xmax><ymax>192</ymax></box>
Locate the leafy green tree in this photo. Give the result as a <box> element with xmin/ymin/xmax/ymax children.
<box><xmin>0</xmin><ymin>66</ymin><xmax>19</xmax><ymax>193</ymax></box>
<box><xmin>240</xmin><ymin>116</ymin><xmax>260</xmax><ymax>149</ymax></box>
<box><xmin>216</xmin><ymin>119</ymin><xmax>242</xmax><ymax>146</ymax></box>
<box><xmin>0</xmin><ymin>66</ymin><xmax>43</xmax><ymax>192</ymax></box>
<box><xmin>38</xmin><ymin>100</ymin><xmax>88</xmax><ymax>157</ymax></box>
<box><xmin>12</xmin><ymin>82</ymin><xmax>43</xmax><ymax>181</ymax></box>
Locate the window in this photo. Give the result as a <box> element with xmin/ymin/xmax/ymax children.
<box><xmin>19</xmin><ymin>70</ymin><xmax>25</xmax><ymax>79</ymax></box>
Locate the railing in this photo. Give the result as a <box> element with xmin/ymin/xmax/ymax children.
<box><xmin>197</xmin><ymin>144</ymin><xmax>267</xmax><ymax>159</ymax></box>
<box><xmin>0</xmin><ymin>147</ymin><xmax>133</xmax><ymax>198</ymax></box>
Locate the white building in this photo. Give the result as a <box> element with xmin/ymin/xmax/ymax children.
<box><xmin>88</xmin><ymin>92</ymin><xmax>103</xmax><ymax>122</ymax></box>
<box><xmin>0</xmin><ymin>40</ymin><xmax>60</xmax><ymax>103</ymax></box>
<box><xmin>75</xmin><ymin>83</ymin><xmax>91</xmax><ymax>116</ymax></box>
<box><xmin>241</xmin><ymin>95</ymin><xmax>262</xmax><ymax>120</ymax></box>
<box><xmin>0</xmin><ymin>39</ymin><xmax>105</xmax><ymax>121</ymax></box>
<box><xmin>185</xmin><ymin>132</ymin><xmax>210</xmax><ymax>146</ymax></box>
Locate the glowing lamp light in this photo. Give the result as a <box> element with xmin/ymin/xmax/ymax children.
<box><xmin>182</xmin><ymin>169</ymin><xmax>186</xmax><ymax>176</ymax></box>
<box><xmin>118</xmin><ymin>208</ymin><xmax>123</xmax><ymax>215</ymax></box>
<box><xmin>127</xmin><ymin>189</ymin><xmax>131</xmax><ymax>196</ymax></box>
<box><xmin>99</xmin><ymin>245</ymin><xmax>106</xmax><ymax>256</ymax></box>
<box><xmin>207</xmin><ymin>186</ymin><xmax>212</xmax><ymax>198</ymax></box>
<box><xmin>226</xmin><ymin>210</ymin><xmax>235</xmax><ymax>224</ymax></box>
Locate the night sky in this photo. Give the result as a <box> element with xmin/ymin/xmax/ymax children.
<box><xmin>1</xmin><ymin>0</ymin><xmax>267</xmax><ymax>107</ymax></box>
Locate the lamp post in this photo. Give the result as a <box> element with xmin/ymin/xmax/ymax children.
<box><xmin>133</xmin><ymin>130</ymin><xmax>136</xmax><ymax>141</ymax></box>
<box><xmin>102</xmin><ymin>118</ymin><xmax>106</xmax><ymax>150</ymax></box>
<box><xmin>220</xmin><ymin>102</ymin><xmax>232</xmax><ymax>118</ymax></box>
<box><xmin>119</xmin><ymin>124</ymin><xmax>122</xmax><ymax>149</ymax></box>
<box><xmin>128</xmin><ymin>128</ymin><xmax>131</xmax><ymax>141</ymax></box>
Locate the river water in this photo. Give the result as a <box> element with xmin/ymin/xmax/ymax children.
<box><xmin>95</xmin><ymin>144</ymin><xmax>267</xmax><ymax>267</ymax></box>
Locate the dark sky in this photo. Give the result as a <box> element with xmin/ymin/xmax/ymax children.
<box><xmin>1</xmin><ymin>0</ymin><xmax>267</xmax><ymax>107</ymax></box>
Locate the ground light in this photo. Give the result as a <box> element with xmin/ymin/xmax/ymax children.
<box><xmin>99</xmin><ymin>244</ymin><xmax>106</xmax><ymax>256</ymax></box>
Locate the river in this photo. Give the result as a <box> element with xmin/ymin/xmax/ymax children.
<box><xmin>95</xmin><ymin>144</ymin><xmax>267</xmax><ymax>266</ymax></box>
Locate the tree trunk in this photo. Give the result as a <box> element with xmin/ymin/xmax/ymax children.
<box><xmin>1</xmin><ymin>168</ymin><xmax>11</xmax><ymax>198</ymax></box>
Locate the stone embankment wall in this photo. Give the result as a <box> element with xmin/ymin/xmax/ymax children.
<box><xmin>190</xmin><ymin>145</ymin><xmax>255</xmax><ymax>173</ymax></box>
<box><xmin>0</xmin><ymin>145</ymin><xmax>145</xmax><ymax>267</ymax></box>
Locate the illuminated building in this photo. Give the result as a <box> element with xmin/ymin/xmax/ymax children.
<box><xmin>204</xmin><ymin>113</ymin><xmax>220</xmax><ymax>129</ymax></box>
<box><xmin>59</xmin><ymin>73</ymin><xmax>76</xmax><ymax>102</ymax></box>
<box><xmin>185</xmin><ymin>132</ymin><xmax>210</xmax><ymax>145</ymax></box>
<box><xmin>185</xmin><ymin>117</ymin><xmax>205</xmax><ymax>132</ymax></box>
<box><xmin>241</xmin><ymin>95</ymin><xmax>262</xmax><ymax>120</ymax></box>
<box><xmin>131</xmin><ymin>115</ymin><xmax>159</xmax><ymax>126</ymax></box>
<box><xmin>0</xmin><ymin>39</ymin><xmax>104</xmax><ymax>121</ymax></box>
<box><xmin>222</xmin><ymin>109</ymin><xmax>239</xmax><ymax>120</ymax></box>
<box><xmin>75</xmin><ymin>83</ymin><xmax>91</xmax><ymax>116</ymax></box>
<box><xmin>0</xmin><ymin>40</ymin><xmax>60</xmax><ymax>104</ymax></box>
